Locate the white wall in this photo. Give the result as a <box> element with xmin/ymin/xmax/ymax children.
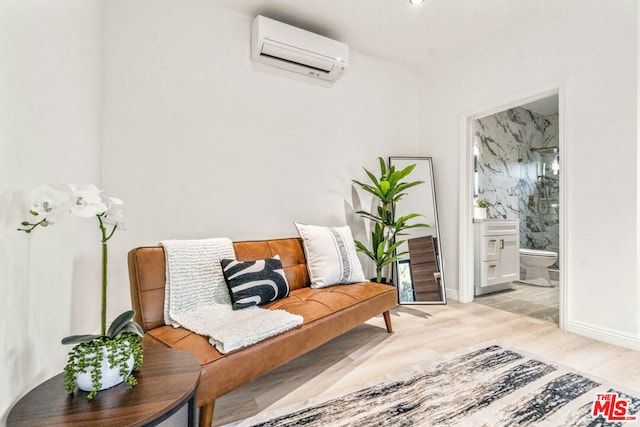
<box><xmin>0</xmin><ymin>0</ymin><xmax>103</xmax><ymax>421</ymax></box>
<box><xmin>419</xmin><ymin>1</ymin><xmax>639</xmax><ymax>346</ymax></box>
<box><xmin>101</xmin><ymin>0</ymin><xmax>421</xmax><ymax>310</ymax></box>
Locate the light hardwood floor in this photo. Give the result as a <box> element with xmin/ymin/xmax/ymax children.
<box><xmin>213</xmin><ymin>301</ymin><xmax>640</xmax><ymax>426</ymax></box>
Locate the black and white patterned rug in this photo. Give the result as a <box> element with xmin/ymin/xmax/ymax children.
<box><xmin>228</xmin><ymin>344</ymin><xmax>640</xmax><ymax>426</ymax></box>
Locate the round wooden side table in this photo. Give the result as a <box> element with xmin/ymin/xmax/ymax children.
<box><xmin>7</xmin><ymin>347</ymin><xmax>200</xmax><ymax>426</ymax></box>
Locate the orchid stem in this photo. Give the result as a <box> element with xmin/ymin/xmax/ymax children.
<box><xmin>97</xmin><ymin>214</ymin><xmax>108</xmax><ymax>336</ymax></box>
<box><xmin>101</xmin><ymin>241</ymin><xmax>107</xmax><ymax>336</ymax></box>
<box><xmin>16</xmin><ymin>218</ymin><xmax>48</xmax><ymax>233</ymax></box>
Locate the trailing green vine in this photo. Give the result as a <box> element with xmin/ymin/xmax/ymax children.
<box><xmin>63</xmin><ymin>333</ymin><xmax>143</xmax><ymax>399</ymax></box>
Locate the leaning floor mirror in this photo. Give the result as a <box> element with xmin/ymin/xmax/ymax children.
<box><xmin>390</xmin><ymin>157</ymin><xmax>446</xmax><ymax>304</ymax></box>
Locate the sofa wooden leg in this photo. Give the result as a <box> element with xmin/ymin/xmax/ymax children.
<box><xmin>383</xmin><ymin>310</ymin><xmax>393</xmax><ymax>333</ymax></box>
<box><xmin>199</xmin><ymin>401</ymin><xmax>215</xmax><ymax>427</ymax></box>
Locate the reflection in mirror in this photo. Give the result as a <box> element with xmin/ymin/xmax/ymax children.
<box><xmin>390</xmin><ymin>157</ymin><xmax>446</xmax><ymax>304</ymax></box>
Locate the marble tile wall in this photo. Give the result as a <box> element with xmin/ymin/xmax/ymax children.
<box><xmin>474</xmin><ymin>107</ymin><xmax>559</xmax><ymax>267</ymax></box>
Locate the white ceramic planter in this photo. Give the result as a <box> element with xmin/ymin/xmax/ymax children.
<box><xmin>75</xmin><ymin>344</ymin><xmax>134</xmax><ymax>392</ymax></box>
<box><xmin>474</xmin><ymin>206</ymin><xmax>487</xmax><ymax>220</ymax></box>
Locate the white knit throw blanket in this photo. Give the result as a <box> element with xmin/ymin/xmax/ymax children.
<box><xmin>161</xmin><ymin>238</ymin><xmax>303</xmax><ymax>354</ymax></box>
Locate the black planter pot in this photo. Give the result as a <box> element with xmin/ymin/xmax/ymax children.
<box><xmin>370</xmin><ymin>277</ymin><xmax>394</xmax><ymax>286</ymax></box>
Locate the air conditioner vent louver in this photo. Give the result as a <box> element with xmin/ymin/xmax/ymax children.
<box><xmin>260</xmin><ymin>52</ymin><xmax>332</xmax><ymax>74</ymax></box>
<box><xmin>251</xmin><ymin>16</ymin><xmax>348</xmax><ymax>82</ymax></box>
<box><xmin>260</xmin><ymin>43</ymin><xmax>333</xmax><ymax>73</ymax></box>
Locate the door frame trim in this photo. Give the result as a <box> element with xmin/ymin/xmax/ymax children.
<box><xmin>457</xmin><ymin>81</ymin><xmax>567</xmax><ymax>331</ymax></box>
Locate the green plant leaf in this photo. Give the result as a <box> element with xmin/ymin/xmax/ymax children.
<box><xmin>397</xmin><ymin>213</ymin><xmax>422</xmax><ymax>221</ymax></box>
<box><xmin>379</xmin><ymin>180</ymin><xmax>390</xmax><ymax>196</ymax></box>
<box><xmin>379</xmin><ymin>257</ymin><xmax>400</xmax><ymax>268</ymax></box>
<box><xmin>355</xmin><ymin>210</ymin><xmax>382</xmax><ymax>223</ymax></box>
<box><xmin>115</xmin><ymin>321</ymin><xmax>144</xmax><ymax>338</ymax></box>
<box><xmin>352</xmin><ymin>179</ymin><xmax>374</xmax><ymax>193</ymax></box>
<box><xmin>61</xmin><ymin>334</ymin><xmax>103</xmax><ymax>345</ymax></box>
<box><xmin>401</xmin><ymin>222</ymin><xmax>430</xmax><ymax>230</ymax></box>
<box><xmin>386</xmin><ymin>240</ymin><xmax>405</xmax><ymax>255</ymax></box>
<box><xmin>375</xmin><ymin>241</ymin><xmax>386</xmax><ymax>263</ymax></box>
<box><xmin>395</xmin><ymin>163</ymin><xmax>416</xmax><ymax>181</ymax></box>
<box><xmin>107</xmin><ymin>310</ymin><xmax>135</xmax><ymax>338</ymax></box>
<box><xmin>377</xmin><ymin>157</ymin><xmax>387</xmax><ymax>178</ymax></box>
<box><xmin>352</xmin><ymin>177</ymin><xmax>384</xmax><ymax>200</ymax></box>
<box><xmin>354</xmin><ymin>240</ymin><xmax>376</xmax><ymax>261</ymax></box>
<box><xmin>364</xmin><ymin>167</ymin><xmax>379</xmax><ymax>185</ymax></box>
<box><xmin>392</xmin><ymin>181</ymin><xmax>425</xmax><ymax>201</ymax></box>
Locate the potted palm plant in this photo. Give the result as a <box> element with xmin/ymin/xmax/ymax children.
<box><xmin>352</xmin><ymin>158</ymin><xmax>429</xmax><ymax>283</ymax></box>
<box><xmin>18</xmin><ymin>183</ymin><xmax>143</xmax><ymax>398</ymax></box>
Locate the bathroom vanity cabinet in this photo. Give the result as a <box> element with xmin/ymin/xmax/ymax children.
<box><xmin>474</xmin><ymin>219</ymin><xmax>519</xmax><ymax>296</ymax></box>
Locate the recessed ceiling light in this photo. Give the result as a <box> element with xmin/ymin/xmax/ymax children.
<box><xmin>409</xmin><ymin>0</ymin><xmax>424</xmax><ymax>5</ymax></box>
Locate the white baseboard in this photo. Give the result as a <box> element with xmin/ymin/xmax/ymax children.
<box><xmin>445</xmin><ymin>288</ymin><xmax>459</xmax><ymax>302</ymax></box>
<box><xmin>567</xmin><ymin>319</ymin><xmax>640</xmax><ymax>351</ymax></box>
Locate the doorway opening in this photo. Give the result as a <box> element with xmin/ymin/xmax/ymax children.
<box><xmin>459</xmin><ymin>89</ymin><xmax>566</xmax><ymax>329</ymax></box>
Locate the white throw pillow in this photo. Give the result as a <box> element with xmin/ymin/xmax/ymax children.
<box><xmin>294</xmin><ymin>222</ymin><xmax>366</xmax><ymax>288</ymax></box>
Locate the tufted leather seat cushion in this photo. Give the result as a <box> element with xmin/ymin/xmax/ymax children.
<box><xmin>265</xmin><ymin>284</ymin><xmax>392</xmax><ymax>322</ymax></box>
<box><xmin>144</xmin><ymin>281</ymin><xmax>394</xmax><ymax>369</ymax></box>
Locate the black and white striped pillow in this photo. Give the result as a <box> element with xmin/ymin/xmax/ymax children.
<box><xmin>220</xmin><ymin>255</ymin><xmax>290</xmax><ymax>310</ymax></box>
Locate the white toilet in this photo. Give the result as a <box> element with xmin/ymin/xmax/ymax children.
<box><xmin>519</xmin><ymin>248</ymin><xmax>558</xmax><ymax>287</ymax></box>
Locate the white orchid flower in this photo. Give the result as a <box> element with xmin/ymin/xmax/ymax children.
<box><xmin>19</xmin><ymin>183</ymin><xmax>126</xmax><ymax>236</ymax></box>
<box><xmin>29</xmin><ymin>185</ymin><xmax>71</xmax><ymax>224</ymax></box>
<box><xmin>69</xmin><ymin>184</ymin><xmax>107</xmax><ymax>218</ymax></box>
<box><xmin>101</xmin><ymin>195</ymin><xmax>127</xmax><ymax>229</ymax></box>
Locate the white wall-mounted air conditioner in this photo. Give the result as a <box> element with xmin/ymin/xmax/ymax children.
<box><xmin>251</xmin><ymin>15</ymin><xmax>348</xmax><ymax>82</ymax></box>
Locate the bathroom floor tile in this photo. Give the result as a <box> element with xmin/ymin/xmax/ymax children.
<box><xmin>474</xmin><ymin>281</ymin><xmax>559</xmax><ymax>324</ymax></box>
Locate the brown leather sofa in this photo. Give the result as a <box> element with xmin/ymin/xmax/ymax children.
<box><xmin>128</xmin><ymin>237</ymin><xmax>397</xmax><ymax>427</ymax></box>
